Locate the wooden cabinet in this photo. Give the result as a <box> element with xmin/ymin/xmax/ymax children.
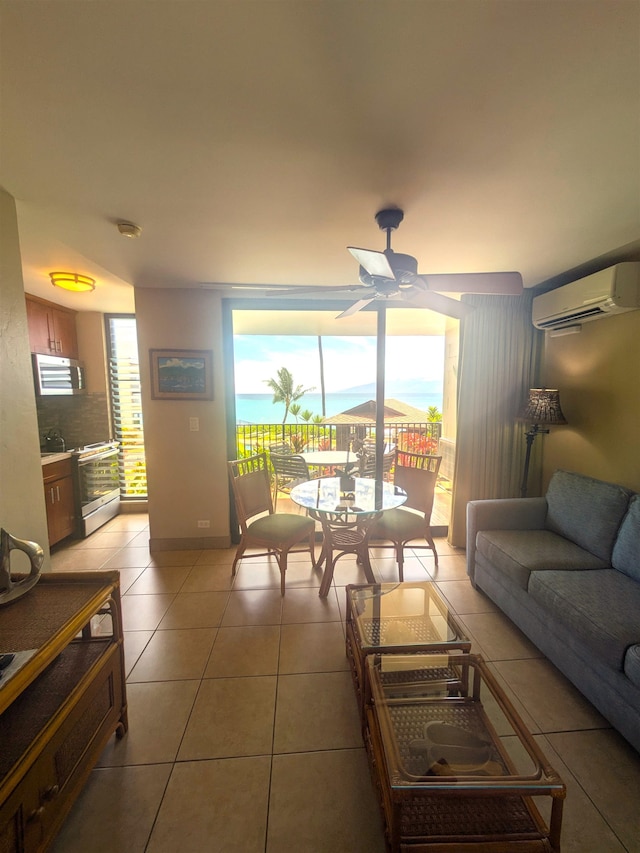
<box><xmin>25</xmin><ymin>295</ymin><xmax>78</xmax><ymax>360</ymax></box>
<box><xmin>42</xmin><ymin>457</ymin><xmax>76</xmax><ymax>546</ymax></box>
<box><xmin>0</xmin><ymin>573</ymin><xmax>127</xmax><ymax>853</ymax></box>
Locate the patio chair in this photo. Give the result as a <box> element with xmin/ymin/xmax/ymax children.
<box><xmin>369</xmin><ymin>450</ymin><xmax>442</xmax><ymax>579</ymax></box>
<box><xmin>361</xmin><ymin>448</ymin><xmax>395</xmax><ymax>481</ymax></box>
<box><xmin>268</xmin><ymin>441</ymin><xmax>292</xmax><ymax>454</ymax></box>
<box><xmin>269</xmin><ymin>452</ymin><xmax>312</xmax><ymax>509</ymax></box>
<box><xmin>228</xmin><ymin>453</ymin><xmax>318</xmax><ymax>595</ymax></box>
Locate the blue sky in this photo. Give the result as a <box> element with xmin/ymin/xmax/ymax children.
<box><xmin>233</xmin><ymin>335</ymin><xmax>444</xmax><ymax>394</ymax></box>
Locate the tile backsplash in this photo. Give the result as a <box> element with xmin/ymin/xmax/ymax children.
<box><xmin>36</xmin><ymin>392</ymin><xmax>111</xmax><ymax>450</ymax></box>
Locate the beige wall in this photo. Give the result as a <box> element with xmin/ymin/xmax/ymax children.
<box><xmin>541</xmin><ymin>309</ymin><xmax>640</xmax><ymax>492</ymax></box>
<box><xmin>0</xmin><ymin>188</ymin><xmax>51</xmax><ymax>566</ymax></box>
<box><xmin>134</xmin><ymin>288</ymin><xmax>230</xmax><ymax>549</ymax></box>
<box><xmin>76</xmin><ymin>312</ymin><xmax>109</xmax><ymax>395</ymax></box>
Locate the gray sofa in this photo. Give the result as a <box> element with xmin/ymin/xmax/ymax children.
<box><xmin>466</xmin><ymin>469</ymin><xmax>640</xmax><ymax>753</ymax></box>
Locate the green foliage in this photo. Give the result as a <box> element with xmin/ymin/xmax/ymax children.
<box><xmin>427</xmin><ymin>405</ymin><xmax>442</xmax><ymax>422</ymax></box>
<box><xmin>264</xmin><ymin>367</ymin><xmax>315</xmax><ymax>424</ymax></box>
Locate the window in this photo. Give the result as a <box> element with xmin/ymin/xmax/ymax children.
<box><xmin>106</xmin><ymin>316</ymin><xmax>147</xmax><ymax>498</ymax></box>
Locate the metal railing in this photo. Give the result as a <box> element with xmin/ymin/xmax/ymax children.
<box><xmin>235</xmin><ymin>421</ymin><xmax>442</xmax><ymax>458</ymax></box>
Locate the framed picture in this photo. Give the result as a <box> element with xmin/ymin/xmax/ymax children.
<box><xmin>149</xmin><ymin>349</ymin><xmax>214</xmax><ymax>400</ymax></box>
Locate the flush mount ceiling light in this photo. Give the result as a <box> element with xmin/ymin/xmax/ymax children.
<box><xmin>116</xmin><ymin>221</ymin><xmax>142</xmax><ymax>238</ymax></box>
<box><xmin>49</xmin><ymin>271</ymin><xmax>96</xmax><ymax>293</ymax></box>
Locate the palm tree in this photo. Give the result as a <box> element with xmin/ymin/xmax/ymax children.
<box><xmin>264</xmin><ymin>367</ymin><xmax>314</xmax><ymax>424</ymax></box>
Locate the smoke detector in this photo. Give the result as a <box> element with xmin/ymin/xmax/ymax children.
<box><xmin>117</xmin><ymin>221</ymin><xmax>142</xmax><ymax>238</ymax></box>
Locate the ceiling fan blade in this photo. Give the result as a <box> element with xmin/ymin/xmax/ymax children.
<box><xmin>348</xmin><ymin>247</ymin><xmax>395</xmax><ymax>279</ymax></box>
<box><xmin>336</xmin><ymin>296</ymin><xmax>376</xmax><ymax>319</ymax></box>
<box><xmin>403</xmin><ymin>288</ymin><xmax>474</xmax><ymax>320</ymax></box>
<box><xmin>420</xmin><ymin>271</ymin><xmax>523</xmax><ymax>294</ymax></box>
<box><xmin>227</xmin><ymin>282</ymin><xmax>369</xmax><ymax>296</ymax></box>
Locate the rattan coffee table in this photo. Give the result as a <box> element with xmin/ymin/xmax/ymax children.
<box><xmin>345</xmin><ymin>582</ymin><xmax>471</xmax><ymax>722</ymax></box>
<box><xmin>365</xmin><ymin>652</ymin><xmax>565</xmax><ymax>852</ymax></box>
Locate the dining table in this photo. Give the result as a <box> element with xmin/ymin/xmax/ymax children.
<box><xmin>299</xmin><ymin>449</ymin><xmax>351</xmax><ymax>473</ymax></box>
<box><xmin>290</xmin><ymin>476</ymin><xmax>407</xmax><ymax>597</ymax></box>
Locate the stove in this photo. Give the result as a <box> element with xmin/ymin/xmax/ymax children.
<box><xmin>71</xmin><ymin>442</ymin><xmax>121</xmax><ymax>537</ymax></box>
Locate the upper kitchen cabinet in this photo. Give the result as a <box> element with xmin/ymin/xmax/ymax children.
<box><xmin>25</xmin><ymin>294</ymin><xmax>79</xmax><ymax>360</ymax></box>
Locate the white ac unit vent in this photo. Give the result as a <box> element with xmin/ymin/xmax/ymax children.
<box><xmin>532</xmin><ymin>262</ymin><xmax>640</xmax><ymax>331</ymax></box>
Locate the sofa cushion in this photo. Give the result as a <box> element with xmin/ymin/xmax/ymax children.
<box><xmin>545</xmin><ymin>470</ymin><xmax>632</xmax><ymax>562</ymax></box>
<box><xmin>476</xmin><ymin>529</ymin><xmax>608</xmax><ymax>590</ymax></box>
<box><xmin>528</xmin><ymin>569</ymin><xmax>640</xmax><ymax>671</ymax></box>
<box><xmin>624</xmin><ymin>645</ymin><xmax>640</xmax><ymax>689</ymax></box>
<box><xmin>611</xmin><ymin>494</ymin><xmax>640</xmax><ymax>583</ymax></box>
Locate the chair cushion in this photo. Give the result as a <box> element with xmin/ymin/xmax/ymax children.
<box><xmin>544</xmin><ymin>470</ymin><xmax>631</xmax><ymax>561</ymax></box>
<box><xmin>624</xmin><ymin>645</ymin><xmax>640</xmax><ymax>689</ymax></box>
<box><xmin>476</xmin><ymin>529</ymin><xmax>607</xmax><ymax>590</ymax></box>
<box><xmin>370</xmin><ymin>507</ymin><xmax>425</xmax><ymax>541</ymax></box>
<box><xmin>248</xmin><ymin>513</ymin><xmax>314</xmax><ymax>546</ymax></box>
<box><xmin>611</xmin><ymin>494</ymin><xmax>640</xmax><ymax>583</ymax></box>
<box><xmin>528</xmin><ymin>569</ymin><xmax>640</xmax><ymax>671</ymax></box>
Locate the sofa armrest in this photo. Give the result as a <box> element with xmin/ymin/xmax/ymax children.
<box><xmin>466</xmin><ymin>497</ymin><xmax>548</xmax><ymax>586</ymax></box>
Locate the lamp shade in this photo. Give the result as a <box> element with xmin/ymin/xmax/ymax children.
<box><xmin>49</xmin><ymin>272</ymin><xmax>96</xmax><ymax>293</ymax></box>
<box><xmin>517</xmin><ymin>388</ymin><xmax>567</xmax><ymax>425</ymax></box>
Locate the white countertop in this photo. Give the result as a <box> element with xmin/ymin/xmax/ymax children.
<box><xmin>40</xmin><ymin>452</ymin><xmax>72</xmax><ymax>466</ymax></box>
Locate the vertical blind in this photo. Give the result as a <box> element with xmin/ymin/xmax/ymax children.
<box><xmin>106</xmin><ymin>316</ymin><xmax>148</xmax><ymax>498</ymax></box>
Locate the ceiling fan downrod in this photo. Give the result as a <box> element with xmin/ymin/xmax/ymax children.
<box><xmin>375</xmin><ymin>208</ymin><xmax>404</xmax><ymax>253</ymax></box>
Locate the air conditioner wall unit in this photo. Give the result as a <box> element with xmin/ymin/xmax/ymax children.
<box><xmin>532</xmin><ymin>262</ymin><xmax>640</xmax><ymax>331</ymax></box>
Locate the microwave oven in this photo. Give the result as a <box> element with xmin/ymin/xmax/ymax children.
<box><xmin>32</xmin><ymin>353</ymin><xmax>86</xmax><ymax>396</ymax></box>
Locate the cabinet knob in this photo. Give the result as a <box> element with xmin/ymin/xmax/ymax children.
<box><xmin>43</xmin><ymin>784</ymin><xmax>60</xmax><ymax>800</ymax></box>
<box><xmin>27</xmin><ymin>806</ymin><xmax>45</xmax><ymax>823</ymax></box>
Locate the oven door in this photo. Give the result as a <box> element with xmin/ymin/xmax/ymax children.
<box><xmin>75</xmin><ymin>449</ymin><xmax>120</xmax><ymax>517</ymax></box>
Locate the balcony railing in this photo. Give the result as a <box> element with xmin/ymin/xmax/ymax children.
<box><xmin>235</xmin><ymin>421</ymin><xmax>442</xmax><ymax>457</ymax></box>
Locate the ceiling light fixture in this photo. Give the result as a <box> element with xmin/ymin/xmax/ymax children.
<box><xmin>117</xmin><ymin>222</ymin><xmax>142</xmax><ymax>238</ymax></box>
<box><xmin>49</xmin><ymin>271</ymin><xmax>96</xmax><ymax>293</ymax></box>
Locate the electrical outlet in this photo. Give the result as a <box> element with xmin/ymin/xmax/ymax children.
<box><xmin>197</xmin><ymin>520</ymin><xmax>210</xmax><ymax>528</ymax></box>
<box><xmin>189</xmin><ymin>417</ymin><xmax>199</xmax><ymax>431</ymax></box>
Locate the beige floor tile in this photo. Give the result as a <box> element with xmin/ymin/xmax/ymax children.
<box><xmin>278</xmin><ymin>621</ymin><xmax>348</xmax><ymax>674</ymax></box>
<box><xmin>49</xmin><ymin>547</ymin><xmax>121</xmax><ymax>571</ymax></box>
<box><xmin>492</xmin><ymin>658</ymin><xmax>610</xmax><ymax>734</ymax></box>
<box><xmin>157</xmin><ymin>591</ymin><xmax>230</xmax><ymax>629</ymax></box>
<box><xmin>205</xmin><ymin>625</ymin><xmax>280</xmax><ymax>677</ymax></box>
<box><xmin>77</xmin><ymin>529</ymin><xmax>142</xmax><ymax>549</ymax></box>
<box><xmin>273</xmin><ymin>671</ymin><xmax>362</xmax><ymax>753</ymax></box>
<box><xmin>123</xmin><ymin>630</ymin><xmax>153</xmax><ymax>676</ymax></box>
<box><xmin>120</xmin><ymin>593</ymin><xmax>175</xmax><ymax>630</ymax></box>
<box><xmin>195</xmin><ymin>548</ymin><xmax>237</xmax><ymax>565</ymax></box>
<box><xmin>114</xmin><ymin>567</ymin><xmax>146</xmax><ymax>594</ymax></box>
<box><xmin>98</xmin><ymin>680</ymin><xmax>199</xmax><ymax>766</ymax></box>
<box><xmin>281</xmin><ymin>586</ymin><xmax>341</xmax><ymax>623</ymax></box>
<box><xmin>181</xmin><ymin>562</ymin><xmax>235</xmax><ymax>592</ymax></box>
<box><xmin>147</xmin><ymin>757</ymin><xmax>271</xmax><ymax>853</ymax></box>
<box><xmin>125</xmin><ymin>564</ymin><xmax>191</xmax><ymax>594</ymax></box>
<box><xmin>435</xmin><ymin>578</ymin><xmax>499</xmax><ymax>614</ymax></box>
<box><xmin>458</xmin><ymin>610</ymin><xmax>541</xmax><ymax>661</ymax></box>
<box><xmin>101</xmin><ymin>546</ymin><xmax>153</xmax><ymax>569</ymax></box>
<box><xmin>232</xmin><ymin>559</ymin><xmax>288</xmax><ymax>590</ymax></box>
<box><xmin>178</xmin><ymin>676</ymin><xmax>277</xmax><ymax>760</ymax></box>
<box><xmin>267</xmin><ymin>749</ymin><xmax>386</xmax><ymax>853</ymax></box>
<box><xmin>427</xmin><ymin>554</ymin><xmax>469</xmax><ymax>580</ymax></box>
<box><xmin>49</xmin><ymin>764</ymin><xmax>172</xmax><ymax>853</ymax></box>
<box><xmin>330</xmin><ymin>556</ymin><xmax>378</xmax><ymax>588</ymax></box>
<box><xmin>221</xmin><ymin>589</ymin><xmax>284</xmax><ymax>626</ymax></box>
<box><xmin>104</xmin><ymin>515</ymin><xmax>149</xmax><ymax>532</ymax></box>
<box><xmin>148</xmin><ymin>549</ymin><xmax>202</xmax><ymax>567</ymax></box>
<box><xmin>128</xmin><ymin>627</ymin><xmax>217</xmax><ymax>681</ymax></box>
<box><xmin>126</xmin><ymin>530</ymin><xmax>152</xmax><ymax>548</ymax></box>
<box><xmin>545</xmin><ymin>729</ymin><xmax>640</xmax><ymax>851</ymax></box>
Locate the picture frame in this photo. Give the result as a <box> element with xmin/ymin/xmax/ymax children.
<box><xmin>149</xmin><ymin>349</ymin><xmax>214</xmax><ymax>400</ymax></box>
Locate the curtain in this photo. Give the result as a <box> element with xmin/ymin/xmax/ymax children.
<box><xmin>449</xmin><ymin>292</ymin><xmax>542</xmax><ymax>547</ymax></box>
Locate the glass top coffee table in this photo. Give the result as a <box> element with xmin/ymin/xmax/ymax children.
<box><xmin>365</xmin><ymin>652</ymin><xmax>565</xmax><ymax>851</ymax></box>
<box><xmin>345</xmin><ymin>582</ymin><xmax>471</xmax><ymax>722</ymax></box>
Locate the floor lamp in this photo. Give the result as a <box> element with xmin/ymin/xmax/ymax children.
<box><xmin>517</xmin><ymin>388</ymin><xmax>567</xmax><ymax>498</ymax></box>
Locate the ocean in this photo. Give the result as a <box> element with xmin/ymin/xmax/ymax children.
<box><xmin>235</xmin><ymin>392</ymin><xmax>443</xmax><ymax>424</ymax></box>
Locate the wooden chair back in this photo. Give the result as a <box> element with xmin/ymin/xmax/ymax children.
<box><xmin>228</xmin><ymin>453</ymin><xmax>273</xmax><ymax>532</ymax></box>
<box><xmin>393</xmin><ymin>450</ymin><xmax>442</xmax><ymax>518</ymax></box>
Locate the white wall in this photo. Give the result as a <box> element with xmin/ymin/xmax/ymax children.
<box><xmin>0</xmin><ymin>189</ymin><xmax>51</xmax><ymax>566</ymax></box>
<box><xmin>134</xmin><ymin>288</ymin><xmax>230</xmax><ymax>549</ymax></box>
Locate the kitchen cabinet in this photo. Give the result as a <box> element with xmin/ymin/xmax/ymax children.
<box><xmin>25</xmin><ymin>295</ymin><xmax>79</xmax><ymax>360</ymax></box>
<box><xmin>0</xmin><ymin>572</ymin><xmax>127</xmax><ymax>853</ymax></box>
<box><xmin>42</xmin><ymin>456</ymin><xmax>75</xmax><ymax>546</ymax></box>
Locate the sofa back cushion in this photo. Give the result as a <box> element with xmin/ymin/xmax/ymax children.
<box><xmin>612</xmin><ymin>494</ymin><xmax>640</xmax><ymax>582</ymax></box>
<box><xmin>545</xmin><ymin>470</ymin><xmax>632</xmax><ymax>562</ymax></box>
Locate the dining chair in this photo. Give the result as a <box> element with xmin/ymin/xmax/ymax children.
<box><xmin>369</xmin><ymin>450</ymin><xmax>442</xmax><ymax>579</ymax></box>
<box><xmin>268</xmin><ymin>441</ymin><xmax>292</xmax><ymax>454</ymax></box>
<box><xmin>361</xmin><ymin>449</ymin><xmax>395</xmax><ymax>481</ymax></box>
<box><xmin>228</xmin><ymin>453</ymin><xmax>319</xmax><ymax>595</ymax></box>
<box><xmin>269</xmin><ymin>452</ymin><xmax>312</xmax><ymax>509</ymax></box>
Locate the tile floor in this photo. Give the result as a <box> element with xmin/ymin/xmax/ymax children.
<box><xmin>47</xmin><ymin>514</ymin><xmax>640</xmax><ymax>853</ymax></box>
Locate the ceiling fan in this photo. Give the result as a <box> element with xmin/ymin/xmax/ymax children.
<box><xmin>230</xmin><ymin>207</ymin><xmax>523</xmax><ymax>320</ymax></box>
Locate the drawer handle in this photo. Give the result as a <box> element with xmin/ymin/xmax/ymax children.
<box><xmin>27</xmin><ymin>806</ymin><xmax>45</xmax><ymax>823</ymax></box>
<box><xmin>43</xmin><ymin>784</ymin><xmax>59</xmax><ymax>801</ymax></box>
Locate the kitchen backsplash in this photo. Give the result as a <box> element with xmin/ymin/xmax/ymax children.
<box><xmin>36</xmin><ymin>392</ymin><xmax>111</xmax><ymax>450</ymax></box>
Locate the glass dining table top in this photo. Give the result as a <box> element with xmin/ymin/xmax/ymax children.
<box><xmin>290</xmin><ymin>476</ymin><xmax>407</xmax><ymax>517</ymax></box>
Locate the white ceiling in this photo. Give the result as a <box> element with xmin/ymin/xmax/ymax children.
<box><xmin>2</xmin><ymin>1</ymin><xmax>639</xmax><ymax>318</ymax></box>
